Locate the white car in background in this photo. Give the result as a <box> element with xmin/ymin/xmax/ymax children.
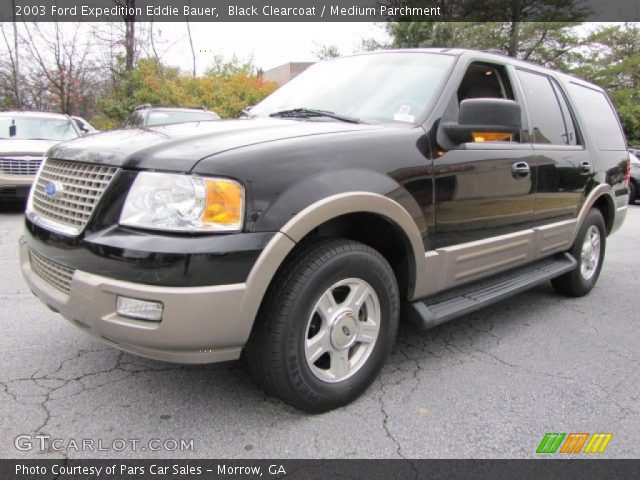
<box><xmin>0</xmin><ymin>111</ymin><xmax>80</xmax><ymax>201</ymax></box>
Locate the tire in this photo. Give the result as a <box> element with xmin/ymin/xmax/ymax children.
<box><xmin>629</xmin><ymin>182</ymin><xmax>636</xmax><ymax>205</ymax></box>
<box><xmin>245</xmin><ymin>238</ymin><xmax>399</xmax><ymax>413</ymax></box>
<box><xmin>551</xmin><ymin>208</ymin><xmax>606</xmax><ymax>297</ymax></box>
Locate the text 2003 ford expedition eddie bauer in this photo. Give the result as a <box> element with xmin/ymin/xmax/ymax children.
<box><xmin>21</xmin><ymin>50</ymin><xmax>629</xmax><ymax>412</ymax></box>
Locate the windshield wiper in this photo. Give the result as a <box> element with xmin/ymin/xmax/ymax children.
<box><xmin>269</xmin><ymin>108</ymin><xmax>362</xmax><ymax>124</ymax></box>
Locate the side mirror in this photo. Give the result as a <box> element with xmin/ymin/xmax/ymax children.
<box><xmin>9</xmin><ymin>124</ymin><xmax>16</xmax><ymax>137</ymax></box>
<box><xmin>442</xmin><ymin>98</ymin><xmax>521</xmax><ymax>144</ymax></box>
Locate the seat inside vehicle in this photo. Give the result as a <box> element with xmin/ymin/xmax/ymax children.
<box><xmin>457</xmin><ymin>63</ymin><xmax>513</xmax><ymax>102</ymax></box>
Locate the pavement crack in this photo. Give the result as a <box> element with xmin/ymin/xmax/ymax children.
<box><xmin>1</xmin><ymin>348</ymin><xmax>198</xmax><ymax>441</ymax></box>
<box><xmin>375</xmin><ymin>380</ymin><xmax>419</xmax><ymax>478</ymax></box>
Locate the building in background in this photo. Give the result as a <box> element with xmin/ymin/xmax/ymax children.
<box><xmin>261</xmin><ymin>62</ymin><xmax>314</xmax><ymax>86</ymax></box>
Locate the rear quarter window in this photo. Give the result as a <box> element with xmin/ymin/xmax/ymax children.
<box><xmin>567</xmin><ymin>83</ymin><xmax>626</xmax><ymax>151</ymax></box>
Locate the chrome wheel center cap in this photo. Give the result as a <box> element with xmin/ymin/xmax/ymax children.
<box><xmin>330</xmin><ymin>312</ymin><xmax>358</xmax><ymax>350</ymax></box>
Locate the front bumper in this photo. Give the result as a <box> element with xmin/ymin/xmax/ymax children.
<box><xmin>0</xmin><ymin>172</ymin><xmax>33</xmax><ymax>199</ymax></box>
<box><xmin>20</xmin><ymin>238</ymin><xmax>247</xmax><ymax>364</ymax></box>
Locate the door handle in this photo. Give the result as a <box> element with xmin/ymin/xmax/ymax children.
<box><xmin>579</xmin><ymin>161</ymin><xmax>592</xmax><ymax>174</ymax></box>
<box><xmin>511</xmin><ymin>161</ymin><xmax>530</xmax><ymax>179</ymax></box>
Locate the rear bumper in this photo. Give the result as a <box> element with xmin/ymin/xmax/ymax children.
<box><xmin>20</xmin><ymin>237</ymin><xmax>247</xmax><ymax>364</ymax></box>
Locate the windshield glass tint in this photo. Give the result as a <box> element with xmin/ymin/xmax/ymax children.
<box><xmin>146</xmin><ymin>111</ymin><xmax>220</xmax><ymax>126</ymax></box>
<box><xmin>251</xmin><ymin>52</ymin><xmax>455</xmax><ymax>124</ymax></box>
<box><xmin>0</xmin><ymin>116</ymin><xmax>78</xmax><ymax>141</ymax></box>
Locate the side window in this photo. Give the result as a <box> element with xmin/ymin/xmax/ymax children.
<box><xmin>457</xmin><ymin>63</ymin><xmax>513</xmax><ymax>102</ymax></box>
<box><xmin>456</xmin><ymin>62</ymin><xmax>519</xmax><ymax>143</ymax></box>
<box><xmin>516</xmin><ymin>69</ymin><xmax>570</xmax><ymax>145</ymax></box>
<box><xmin>566</xmin><ymin>83</ymin><xmax>626</xmax><ymax>151</ymax></box>
<box><xmin>550</xmin><ymin>79</ymin><xmax>579</xmax><ymax>146</ymax></box>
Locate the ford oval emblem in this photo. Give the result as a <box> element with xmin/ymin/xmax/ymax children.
<box><xmin>44</xmin><ymin>180</ymin><xmax>63</xmax><ymax>198</ymax></box>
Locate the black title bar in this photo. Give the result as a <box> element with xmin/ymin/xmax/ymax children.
<box><xmin>1</xmin><ymin>0</ymin><xmax>639</xmax><ymax>22</ymax></box>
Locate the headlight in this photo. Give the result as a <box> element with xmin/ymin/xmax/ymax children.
<box><xmin>119</xmin><ymin>172</ymin><xmax>244</xmax><ymax>232</ymax></box>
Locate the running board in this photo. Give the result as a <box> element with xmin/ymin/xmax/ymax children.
<box><xmin>404</xmin><ymin>253</ymin><xmax>577</xmax><ymax>330</ymax></box>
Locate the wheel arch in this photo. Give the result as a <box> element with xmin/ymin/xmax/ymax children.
<box><xmin>282</xmin><ymin>193</ymin><xmax>426</xmax><ymax>298</ymax></box>
<box><xmin>577</xmin><ymin>185</ymin><xmax>616</xmax><ymax>237</ymax></box>
<box><xmin>237</xmin><ymin>192</ymin><xmax>428</xmax><ymax>344</ymax></box>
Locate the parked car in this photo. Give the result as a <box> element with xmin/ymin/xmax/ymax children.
<box><xmin>71</xmin><ymin>116</ymin><xmax>99</xmax><ymax>135</ymax></box>
<box><xmin>629</xmin><ymin>152</ymin><xmax>640</xmax><ymax>204</ymax></box>
<box><xmin>126</xmin><ymin>105</ymin><xmax>221</xmax><ymax>127</ymax></box>
<box><xmin>0</xmin><ymin>111</ymin><xmax>80</xmax><ymax>201</ymax></box>
<box><xmin>21</xmin><ymin>49</ymin><xmax>629</xmax><ymax>412</ymax></box>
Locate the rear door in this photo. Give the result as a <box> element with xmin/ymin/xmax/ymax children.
<box><xmin>514</xmin><ymin>69</ymin><xmax>592</xmax><ymax>227</ymax></box>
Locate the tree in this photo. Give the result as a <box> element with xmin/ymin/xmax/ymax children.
<box><xmin>357</xmin><ymin>37</ymin><xmax>387</xmax><ymax>52</ymax></box>
<box><xmin>93</xmin><ymin>57</ymin><xmax>277</xmax><ymax>129</ymax></box>
<box><xmin>185</xmin><ymin>1</ymin><xmax>197</xmax><ymax>76</ymax></box>
<box><xmin>205</xmin><ymin>54</ymin><xmax>256</xmax><ymax>77</ymax></box>
<box><xmin>0</xmin><ymin>21</ymin><xmax>22</xmax><ymax>108</ymax></box>
<box><xmin>387</xmin><ymin>21</ymin><xmax>588</xmax><ymax>69</ymax></box>
<box><xmin>575</xmin><ymin>24</ymin><xmax>640</xmax><ymax>143</ymax></box>
<box><xmin>0</xmin><ymin>1</ymin><xmax>21</xmax><ymax>107</ymax></box>
<box><xmin>314</xmin><ymin>44</ymin><xmax>340</xmax><ymax>60</ymax></box>
<box><xmin>113</xmin><ymin>0</ymin><xmax>137</xmax><ymax>73</ymax></box>
<box><xmin>21</xmin><ymin>22</ymin><xmax>98</xmax><ymax>115</ymax></box>
<box><xmin>386</xmin><ymin>0</ymin><xmax>590</xmax><ymax>57</ymax></box>
<box><xmin>387</xmin><ymin>22</ymin><xmax>503</xmax><ymax>50</ymax></box>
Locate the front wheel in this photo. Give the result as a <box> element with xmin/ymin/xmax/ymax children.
<box><xmin>245</xmin><ymin>238</ymin><xmax>399</xmax><ymax>412</ymax></box>
<box><xmin>551</xmin><ymin>208</ymin><xmax>606</xmax><ymax>297</ymax></box>
<box><xmin>629</xmin><ymin>182</ymin><xmax>636</xmax><ymax>205</ymax></box>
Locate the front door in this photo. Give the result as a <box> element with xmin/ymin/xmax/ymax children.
<box><xmin>434</xmin><ymin>62</ymin><xmax>535</xmax><ymax>248</ymax></box>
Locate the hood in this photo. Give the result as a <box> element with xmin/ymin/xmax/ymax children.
<box><xmin>0</xmin><ymin>139</ymin><xmax>60</xmax><ymax>157</ymax></box>
<box><xmin>47</xmin><ymin>118</ymin><xmax>384</xmax><ymax>171</ymax></box>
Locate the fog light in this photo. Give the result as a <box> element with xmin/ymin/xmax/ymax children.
<box><xmin>116</xmin><ymin>296</ymin><xmax>163</xmax><ymax>321</ymax></box>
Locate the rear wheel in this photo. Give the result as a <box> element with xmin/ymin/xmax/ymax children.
<box><xmin>245</xmin><ymin>238</ymin><xmax>399</xmax><ymax>412</ymax></box>
<box><xmin>629</xmin><ymin>182</ymin><xmax>636</xmax><ymax>205</ymax></box>
<box><xmin>551</xmin><ymin>209</ymin><xmax>606</xmax><ymax>297</ymax></box>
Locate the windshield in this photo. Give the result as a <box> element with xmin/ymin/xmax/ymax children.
<box><xmin>251</xmin><ymin>52</ymin><xmax>455</xmax><ymax>124</ymax></box>
<box><xmin>145</xmin><ymin>110</ymin><xmax>220</xmax><ymax>126</ymax></box>
<box><xmin>0</xmin><ymin>116</ymin><xmax>78</xmax><ymax>141</ymax></box>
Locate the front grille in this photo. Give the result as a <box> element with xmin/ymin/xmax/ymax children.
<box><xmin>29</xmin><ymin>159</ymin><xmax>118</xmax><ymax>235</ymax></box>
<box><xmin>0</xmin><ymin>156</ymin><xmax>43</xmax><ymax>175</ymax></box>
<box><xmin>29</xmin><ymin>248</ymin><xmax>75</xmax><ymax>294</ymax></box>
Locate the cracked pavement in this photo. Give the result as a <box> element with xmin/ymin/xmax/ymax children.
<box><xmin>0</xmin><ymin>202</ymin><xmax>638</xmax><ymax>459</ymax></box>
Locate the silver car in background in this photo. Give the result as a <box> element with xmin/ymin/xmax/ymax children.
<box><xmin>0</xmin><ymin>111</ymin><xmax>80</xmax><ymax>201</ymax></box>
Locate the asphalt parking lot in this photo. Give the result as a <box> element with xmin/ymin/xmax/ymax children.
<box><xmin>0</xmin><ymin>201</ymin><xmax>638</xmax><ymax>459</ymax></box>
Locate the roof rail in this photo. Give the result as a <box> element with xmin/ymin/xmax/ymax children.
<box><xmin>483</xmin><ymin>49</ymin><xmax>508</xmax><ymax>57</ymax></box>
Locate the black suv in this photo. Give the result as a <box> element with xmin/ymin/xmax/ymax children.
<box><xmin>21</xmin><ymin>50</ymin><xmax>629</xmax><ymax>412</ymax></box>
<box><xmin>126</xmin><ymin>104</ymin><xmax>220</xmax><ymax>127</ymax></box>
